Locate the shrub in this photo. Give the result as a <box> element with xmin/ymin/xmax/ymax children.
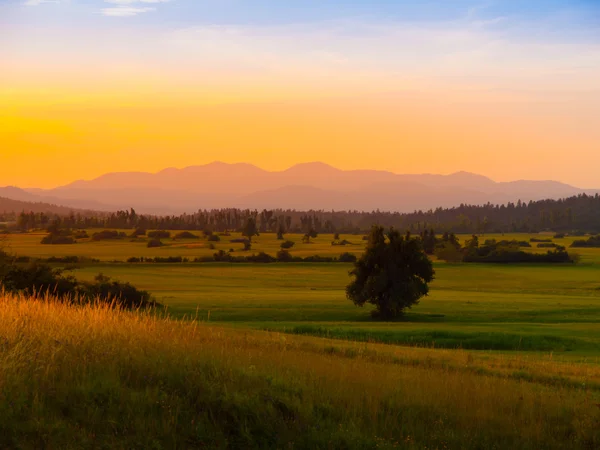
<box><xmin>276</xmin><ymin>250</ymin><xmax>294</xmax><ymax>262</ymax></box>
<box><xmin>332</xmin><ymin>239</ymin><xmax>353</xmax><ymax>246</ymax></box>
<box><xmin>537</xmin><ymin>243</ymin><xmax>558</xmax><ymax>248</ymax></box>
<box><xmin>554</xmin><ymin>233</ymin><xmax>566</xmax><ymax>239</ymax></box>
<box><xmin>207</xmin><ymin>234</ymin><xmax>220</xmax><ymax>242</ymax></box>
<box><xmin>92</xmin><ymin>230</ymin><xmax>125</xmax><ymax>241</ymax></box>
<box><xmin>148</xmin><ymin>230</ymin><xmax>170</xmax><ymax>239</ymax></box>
<box><xmin>230</xmin><ymin>238</ymin><xmax>248</xmax><ymax>244</ymax></box>
<box><xmin>130</xmin><ymin>228</ymin><xmax>147</xmax><ymax>238</ymax></box>
<box><xmin>246</xmin><ymin>252</ymin><xmax>276</xmax><ymax>263</ymax></box>
<box><xmin>72</xmin><ymin>230</ymin><xmax>89</xmax><ymax>239</ymax></box>
<box><xmin>530</xmin><ymin>238</ymin><xmax>552</xmax><ymax>243</ymax></box>
<box><xmin>82</xmin><ymin>274</ymin><xmax>156</xmax><ymax>309</ymax></box>
<box><xmin>151</xmin><ymin>256</ymin><xmax>185</xmax><ymax>263</ymax></box>
<box><xmin>41</xmin><ymin>234</ymin><xmax>76</xmax><ymax>245</ymax></box>
<box><xmin>303</xmin><ymin>255</ymin><xmax>335</xmax><ymax>263</ymax></box>
<box><xmin>174</xmin><ymin>231</ymin><xmax>199</xmax><ymax>239</ymax></box>
<box><xmin>147</xmin><ymin>239</ymin><xmax>163</xmax><ymax>248</ymax></box>
<box><xmin>280</xmin><ymin>240</ymin><xmax>295</xmax><ymax>249</ymax></box>
<box><xmin>45</xmin><ymin>256</ymin><xmax>99</xmax><ymax>264</ymax></box>
<box><xmin>209</xmin><ymin>243</ymin><xmax>216</xmax><ymax>250</ymax></box>
<box><xmin>570</xmin><ymin>235</ymin><xmax>600</xmax><ymax>248</ymax></box>
<box><xmin>338</xmin><ymin>252</ymin><xmax>357</xmax><ymax>263</ymax></box>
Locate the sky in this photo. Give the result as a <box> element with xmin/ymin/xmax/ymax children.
<box><xmin>1</xmin><ymin>0</ymin><xmax>599</xmax><ymax>188</ymax></box>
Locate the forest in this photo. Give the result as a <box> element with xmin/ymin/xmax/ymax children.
<box><xmin>3</xmin><ymin>193</ymin><xmax>600</xmax><ymax>235</ymax></box>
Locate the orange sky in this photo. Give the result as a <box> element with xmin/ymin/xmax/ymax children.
<box><xmin>2</xmin><ymin>2</ymin><xmax>600</xmax><ymax>189</ymax></box>
<box><xmin>2</xmin><ymin>85</ymin><xmax>598</xmax><ymax>188</ymax></box>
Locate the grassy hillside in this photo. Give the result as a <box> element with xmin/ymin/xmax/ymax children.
<box><xmin>1</xmin><ymin>292</ymin><xmax>599</xmax><ymax>449</ymax></box>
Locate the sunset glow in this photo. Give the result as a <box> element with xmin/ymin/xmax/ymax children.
<box><xmin>1</xmin><ymin>0</ymin><xmax>599</xmax><ymax>188</ymax></box>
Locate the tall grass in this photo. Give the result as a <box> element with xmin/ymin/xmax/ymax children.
<box><xmin>1</xmin><ymin>291</ymin><xmax>599</xmax><ymax>449</ymax></box>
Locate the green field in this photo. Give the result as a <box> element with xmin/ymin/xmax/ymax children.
<box><xmin>4</xmin><ymin>231</ymin><xmax>600</xmax><ymax>356</ymax></box>
<box><xmin>66</xmin><ymin>262</ymin><xmax>600</xmax><ymax>356</ymax></box>
<box><xmin>5</xmin><ymin>230</ymin><xmax>600</xmax><ymax>263</ymax></box>
<box><xmin>3</xmin><ymin>230</ymin><xmax>600</xmax><ymax>448</ymax></box>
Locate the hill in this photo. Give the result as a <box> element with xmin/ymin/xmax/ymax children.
<box><xmin>3</xmin><ymin>162</ymin><xmax>595</xmax><ymax>214</ymax></box>
<box><xmin>0</xmin><ymin>195</ymin><xmax>96</xmax><ymax>217</ymax></box>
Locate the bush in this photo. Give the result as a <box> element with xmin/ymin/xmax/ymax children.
<box><xmin>130</xmin><ymin>228</ymin><xmax>147</xmax><ymax>238</ymax></box>
<box><xmin>570</xmin><ymin>235</ymin><xmax>600</xmax><ymax>248</ymax></box>
<box><xmin>45</xmin><ymin>256</ymin><xmax>99</xmax><ymax>264</ymax></box>
<box><xmin>280</xmin><ymin>240</ymin><xmax>295</xmax><ymax>249</ymax></box>
<box><xmin>530</xmin><ymin>238</ymin><xmax>552</xmax><ymax>243</ymax></box>
<box><xmin>207</xmin><ymin>235</ymin><xmax>220</xmax><ymax>242</ymax></box>
<box><xmin>554</xmin><ymin>233</ymin><xmax>566</xmax><ymax>239</ymax></box>
<box><xmin>276</xmin><ymin>250</ymin><xmax>294</xmax><ymax>262</ymax></box>
<box><xmin>151</xmin><ymin>256</ymin><xmax>185</xmax><ymax>263</ymax></box>
<box><xmin>174</xmin><ymin>231</ymin><xmax>199</xmax><ymax>239</ymax></box>
<box><xmin>246</xmin><ymin>252</ymin><xmax>277</xmax><ymax>263</ymax></box>
<box><xmin>92</xmin><ymin>230</ymin><xmax>125</xmax><ymax>241</ymax></box>
<box><xmin>230</xmin><ymin>238</ymin><xmax>249</xmax><ymax>244</ymax></box>
<box><xmin>82</xmin><ymin>274</ymin><xmax>156</xmax><ymax>309</ymax></box>
<box><xmin>537</xmin><ymin>243</ymin><xmax>558</xmax><ymax>248</ymax></box>
<box><xmin>332</xmin><ymin>239</ymin><xmax>353</xmax><ymax>246</ymax></box>
<box><xmin>148</xmin><ymin>230</ymin><xmax>170</xmax><ymax>239</ymax></box>
<box><xmin>338</xmin><ymin>252</ymin><xmax>357</xmax><ymax>263</ymax></box>
<box><xmin>41</xmin><ymin>234</ymin><xmax>76</xmax><ymax>245</ymax></box>
<box><xmin>147</xmin><ymin>239</ymin><xmax>163</xmax><ymax>248</ymax></box>
<box><xmin>72</xmin><ymin>230</ymin><xmax>89</xmax><ymax>239</ymax></box>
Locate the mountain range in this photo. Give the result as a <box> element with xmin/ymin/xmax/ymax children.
<box><xmin>1</xmin><ymin>162</ymin><xmax>598</xmax><ymax>215</ymax></box>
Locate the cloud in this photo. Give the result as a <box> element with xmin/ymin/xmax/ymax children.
<box><xmin>101</xmin><ymin>6</ymin><xmax>155</xmax><ymax>17</ymax></box>
<box><xmin>101</xmin><ymin>0</ymin><xmax>170</xmax><ymax>17</ymax></box>
<box><xmin>23</xmin><ymin>0</ymin><xmax>60</xmax><ymax>5</ymax></box>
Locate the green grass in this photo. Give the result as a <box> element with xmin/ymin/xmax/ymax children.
<box><xmin>6</xmin><ymin>230</ymin><xmax>600</xmax><ymax>263</ymax></box>
<box><xmin>60</xmin><ymin>261</ymin><xmax>600</xmax><ymax>356</ymax></box>
<box><xmin>4</xmin><ymin>232</ymin><xmax>600</xmax><ymax>447</ymax></box>
<box><xmin>2</xmin><ymin>293</ymin><xmax>600</xmax><ymax>449</ymax></box>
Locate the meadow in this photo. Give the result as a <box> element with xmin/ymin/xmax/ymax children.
<box><xmin>5</xmin><ymin>230</ymin><xmax>599</xmax><ymax>262</ymax></box>
<box><xmin>1</xmin><ymin>292</ymin><xmax>599</xmax><ymax>449</ymax></box>
<box><xmin>4</xmin><ymin>230</ymin><xmax>600</xmax><ymax>356</ymax></box>
<box><xmin>2</xmin><ymin>230</ymin><xmax>600</xmax><ymax>448</ymax></box>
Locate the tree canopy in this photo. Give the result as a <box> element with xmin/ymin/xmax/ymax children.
<box><xmin>346</xmin><ymin>226</ymin><xmax>435</xmax><ymax>319</ymax></box>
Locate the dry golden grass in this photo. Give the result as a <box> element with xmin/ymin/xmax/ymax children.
<box><xmin>1</xmin><ymin>291</ymin><xmax>599</xmax><ymax>449</ymax></box>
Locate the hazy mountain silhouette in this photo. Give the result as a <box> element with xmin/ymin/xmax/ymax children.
<box><xmin>1</xmin><ymin>162</ymin><xmax>596</xmax><ymax>214</ymax></box>
<box><xmin>0</xmin><ymin>195</ymin><xmax>98</xmax><ymax>216</ymax></box>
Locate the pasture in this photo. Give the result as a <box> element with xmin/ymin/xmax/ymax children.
<box><xmin>4</xmin><ymin>230</ymin><xmax>600</xmax><ymax>263</ymax></box>
<box><xmin>1</xmin><ymin>292</ymin><xmax>599</xmax><ymax>449</ymax></box>
<box><xmin>4</xmin><ymin>230</ymin><xmax>600</xmax><ymax>356</ymax></box>
<box><xmin>3</xmin><ymin>230</ymin><xmax>600</xmax><ymax>448</ymax></box>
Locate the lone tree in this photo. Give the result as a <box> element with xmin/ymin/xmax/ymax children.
<box><xmin>242</xmin><ymin>217</ymin><xmax>259</xmax><ymax>242</ymax></box>
<box><xmin>346</xmin><ymin>225</ymin><xmax>435</xmax><ymax>319</ymax></box>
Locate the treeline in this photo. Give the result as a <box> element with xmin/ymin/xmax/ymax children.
<box><xmin>432</xmin><ymin>234</ymin><xmax>575</xmax><ymax>264</ymax></box>
<box><xmin>6</xmin><ymin>193</ymin><xmax>600</xmax><ymax>234</ymax></box>
<box><xmin>126</xmin><ymin>251</ymin><xmax>358</xmax><ymax>264</ymax></box>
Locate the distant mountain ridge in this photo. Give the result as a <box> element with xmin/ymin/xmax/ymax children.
<box><xmin>1</xmin><ymin>162</ymin><xmax>597</xmax><ymax>214</ymax></box>
<box><xmin>0</xmin><ymin>194</ymin><xmax>98</xmax><ymax>217</ymax></box>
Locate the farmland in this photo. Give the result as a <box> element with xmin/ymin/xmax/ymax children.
<box><xmin>2</xmin><ymin>230</ymin><xmax>600</xmax><ymax>448</ymax></box>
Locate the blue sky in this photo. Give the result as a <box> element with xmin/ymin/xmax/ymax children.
<box><xmin>1</xmin><ymin>0</ymin><xmax>599</xmax><ymax>27</ymax></box>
